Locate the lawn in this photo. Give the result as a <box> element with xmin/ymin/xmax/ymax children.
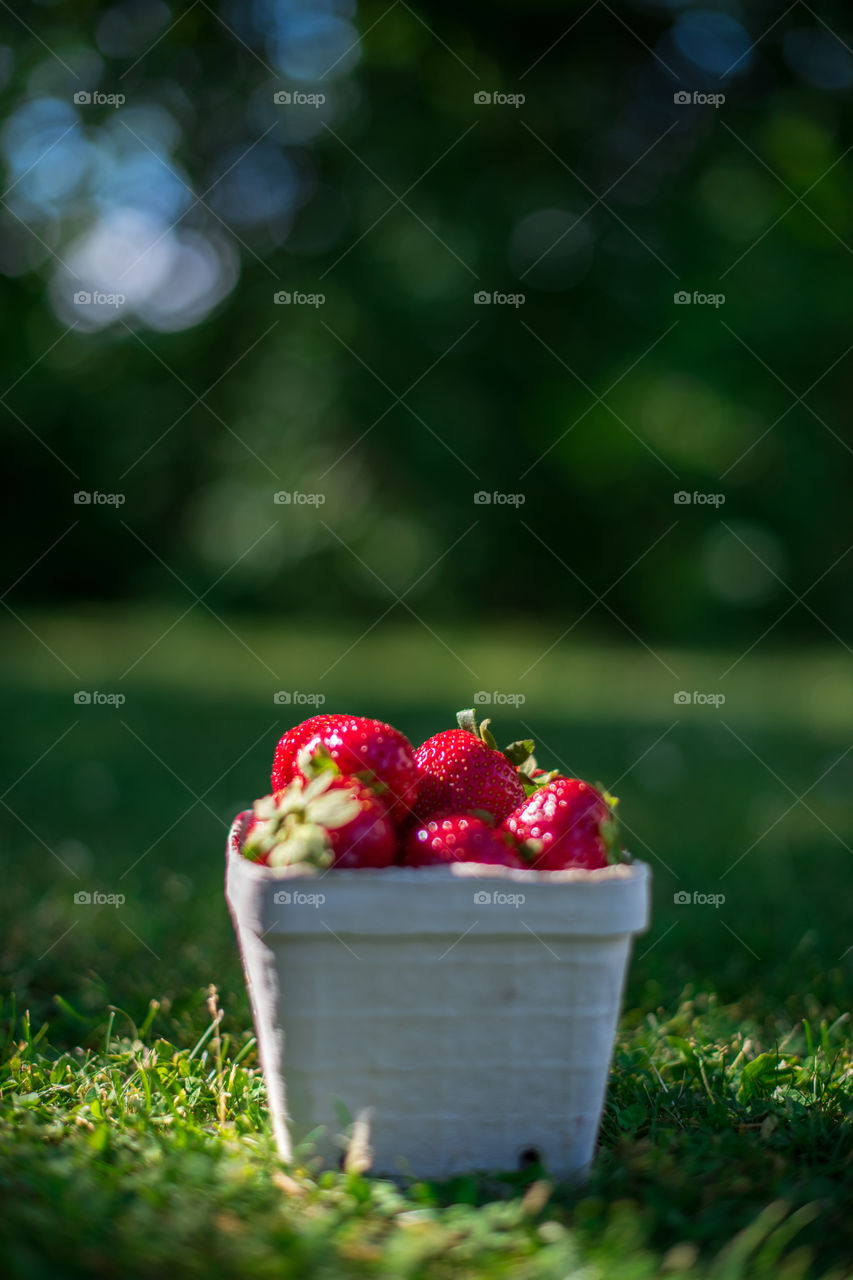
<box><xmin>1</xmin><ymin>609</ymin><xmax>852</xmax><ymax>1279</ymax></box>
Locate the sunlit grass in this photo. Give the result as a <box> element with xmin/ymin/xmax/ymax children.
<box><xmin>1</xmin><ymin>988</ymin><xmax>851</xmax><ymax>1279</ymax></box>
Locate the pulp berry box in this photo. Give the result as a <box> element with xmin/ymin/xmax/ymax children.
<box><xmin>226</xmin><ymin>811</ymin><xmax>651</xmax><ymax>1180</ymax></box>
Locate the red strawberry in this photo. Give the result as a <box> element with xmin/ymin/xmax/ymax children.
<box><xmin>242</xmin><ymin>773</ymin><xmax>396</xmax><ymax>870</ymax></box>
<box><xmin>401</xmin><ymin>814</ymin><xmax>526</xmax><ymax>867</ymax></box>
<box><xmin>272</xmin><ymin>714</ymin><xmax>418</xmax><ymax>825</ymax></box>
<box><xmin>414</xmin><ymin>711</ymin><xmax>526</xmax><ymax>822</ymax></box>
<box><xmin>503</xmin><ymin>778</ymin><xmax>622</xmax><ymax>871</ymax></box>
<box><xmin>271</xmin><ymin>714</ymin><xmax>332</xmax><ymax>790</ymax></box>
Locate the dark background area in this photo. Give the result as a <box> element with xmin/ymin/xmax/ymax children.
<box><xmin>2</xmin><ymin>0</ymin><xmax>852</xmax><ymax>644</ymax></box>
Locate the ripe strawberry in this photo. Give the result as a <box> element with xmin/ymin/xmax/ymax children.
<box><xmin>414</xmin><ymin>710</ymin><xmax>527</xmax><ymax>822</ymax></box>
<box><xmin>243</xmin><ymin>773</ymin><xmax>396</xmax><ymax>870</ymax></box>
<box><xmin>503</xmin><ymin>778</ymin><xmax>622</xmax><ymax>871</ymax></box>
<box><xmin>401</xmin><ymin>814</ymin><xmax>526</xmax><ymax>867</ymax></box>
<box><xmin>271</xmin><ymin>714</ymin><xmax>332</xmax><ymax>790</ymax></box>
<box><xmin>272</xmin><ymin>714</ymin><xmax>418</xmax><ymax>825</ymax></box>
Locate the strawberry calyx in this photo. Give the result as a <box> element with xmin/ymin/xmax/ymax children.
<box><xmin>297</xmin><ymin>743</ymin><xmax>391</xmax><ymax>801</ymax></box>
<box><xmin>517</xmin><ymin>836</ymin><xmax>542</xmax><ymax>864</ymax></box>
<box><xmin>503</xmin><ymin>738</ymin><xmax>536</xmax><ymax>767</ymax></box>
<box><xmin>519</xmin><ymin>765</ymin><xmax>560</xmax><ymax>795</ymax></box>
<box><xmin>456</xmin><ymin>707</ymin><xmax>497</xmax><ymax>745</ymax></box>
<box><xmin>242</xmin><ymin>773</ymin><xmax>361</xmax><ymax>870</ymax></box>
<box><xmin>468</xmin><ymin>807</ymin><xmax>498</xmax><ymax>824</ymax></box>
<box><xmin>595</xmin><ymin>783</ymin><xmax>631</xmax><ymax>865</ymax></box>
<box><xmin>456</xmin><ymin>708</ymin><xmax>539</xmax><ymax>777</ymax></box>
<box><xmin>297</xmin><ymin>743</ymin><xmax>338</xmax><ymax>777</ymax></box>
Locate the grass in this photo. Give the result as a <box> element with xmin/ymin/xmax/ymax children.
<box><xmin>3</xmin><ymin>993</ymin><xmax>851</xmax><ymax>1279</ymax></box>
<box><xmin>1</xmin><ymin>609</ymin><xmax>852</xmax><ymax>1278</ymax></box>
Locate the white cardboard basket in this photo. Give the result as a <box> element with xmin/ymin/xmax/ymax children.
<box><xmin>225</xmin><ymin>812</ymin><xmax>650</xmax><ymax>1180</ymax></box>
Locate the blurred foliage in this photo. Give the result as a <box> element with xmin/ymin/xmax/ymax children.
<box><xmin>2</xmin><ymin>0</ymin><xmax>853</xmax><ymax>649</ymax></box>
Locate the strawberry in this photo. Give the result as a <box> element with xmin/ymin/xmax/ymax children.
<box><xmin>401</xmin><ymin>814</ymin><xmax>526</xmax><ymax>867</ymax></box>
<box><xmin>503</xmin><ymin>778</ymin><xmax>623</xmax><ymax>871</ymax></box>
<box><xmin>242</xmin><ymin>773</ymin><xmax>396</xmax><ymax>870</ymax></box>
<box><xmin>271</xmin><ymin>714</ymin><xmax>332</xmax><ymax>790</ymax></box>
<box><xmin>272</xmin><ymin>714</ymin><xmax>418</xmax><ymax>825</ymax></box>
<box><xmin>413</xmin><ymin>710</ymin><xmax>527</xmax><ymax>822</ymax></box>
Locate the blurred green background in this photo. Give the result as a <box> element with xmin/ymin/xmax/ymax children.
<box><xmin>3</xmin><ymin>0</ymin><xmax>853</xmax><ymax>636</ymax></box>
<box><xmin>1</xmin><ymin>1</ymin><xmax>852</xmax><ymax>1026</ymax></box>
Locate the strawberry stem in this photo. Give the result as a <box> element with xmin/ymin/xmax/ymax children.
<box><xmin>456</xmin><ymin>707</ymin><xmax>498</xmax><ymax>748</ymax></box>
<box><xmin>456</xmin><ymin>708</ymin><xmax>479</xmax><ymax>735</ymax></box>
<box><xmin>456</xmin><ymin>709</ymin><xmax>537</xmax><ymax>772</ymax></box>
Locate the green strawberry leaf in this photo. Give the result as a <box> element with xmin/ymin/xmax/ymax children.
<box><xmin>302</xmin><ymin>771</ymin><xmax>337</xmax><ymax>803</ymax></box>
<box><xmin>252</xmin><ymin>794</ymin><xmax>281</xmax><ymax>820</ymax></box>
<box><xmin>503</xmin><ymin>739</ymin><xmax>535</xmax><ymax>767</ymax></box>
<box><xmin>519</xmin><ymin>837</ymin><xmax>542</xmax><ymax>863</ymax></box>
<box><xmin>594</xmin><ymin>783</ymin><xmax>629</xmax><ymax>864</ymax></box>
<box><xmin>298</xmin><ymin>744</ymin><xmax>339</xmax><ymax>779</ymax></box>
<box><xmin>598</xmin><ymin>786</ymin><xmax>620</xmax><ymax>813</ymax></box>
<box><xmin>306</xmin><ymin>789</ymin><xmax>361</xmax><ymax>830</ymax></box>
<box><xmin>267</xmin><ymin>822</ymin><xmax>333</xmax><ymax>869</ymax></box>
<box><xmin>520</xmin><ymin>768</ymin><xmax>560</xmax><ymax>795</ymax></box>
<box><xmin>456</xmin><ymin>707</ymin><xmax>498</xmax><ymax>750</ymax></box>
<box><xmin>456</xmin><ymin>708</ymin><xmax>479</xmax><ymax>735</ymax></box>
<box><xmin>354</xmin><ymin>769</ymin><xmax>389</xmax><ymax>796</ymax></box>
